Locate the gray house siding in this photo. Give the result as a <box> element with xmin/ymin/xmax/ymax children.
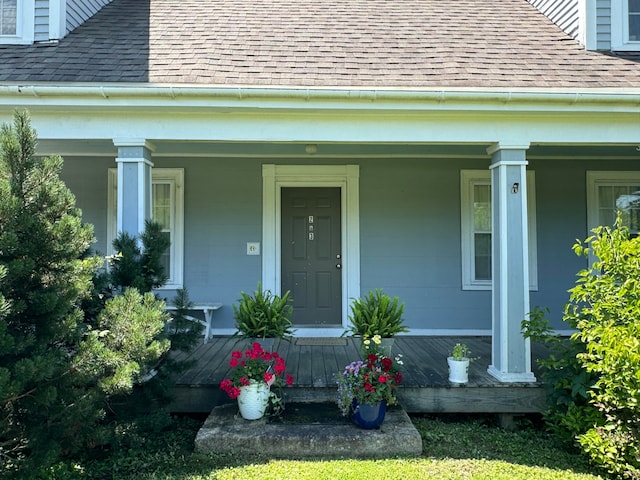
<box><xmin>34</xmin><ymin>0</ymin><xmax>49</xmax><ymax>42</ymax></box>
<box><xmin>61</xmin><ymin>156</ymin><xmax>637</xmax><ymax>333</ymax></box>
<box><xmin>596</xmin><ymin>0</ymin><xmax>612</xmax><ymax>50</ymax></box>
<box><xmin>527</xmin><ymin>0</ymin><xmax>613</xmax><ymax>51</ymax></box>
<box><xmin>527</xmin><ymin>0</ymin><xmax>580</xmax><ymax>39</ymax></box>
<box><xmin>66</xmin><ymin>0</ymin><xmax>112</xmax><ymax>33</ymax></box>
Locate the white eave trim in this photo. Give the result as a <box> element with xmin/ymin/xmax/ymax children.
<box><xmin>1</xmin><ymin>84</ymin><xmax>640</xmax><ymax>113</ymax></box>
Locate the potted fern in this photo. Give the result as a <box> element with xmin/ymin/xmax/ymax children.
<box><xmin>343</xmin><ymin>289</ymin><xmax>408</xmax><ymax>355</ymax></box>
<box><xmin>232</xmin><ymin>282</ymin><xmax>295</xmax><ymax>350</ymax></box>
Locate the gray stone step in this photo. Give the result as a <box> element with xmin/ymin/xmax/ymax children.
<box><xmin>195</xmin><ymin>403</ymin><xmax>423</xmax><ymax>459</ymax></box>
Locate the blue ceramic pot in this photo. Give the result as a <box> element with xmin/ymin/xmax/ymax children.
<box><xmin>352</xmin><ymin>399</ymin><xmax>386</xmax><ymax>429</ymax></box>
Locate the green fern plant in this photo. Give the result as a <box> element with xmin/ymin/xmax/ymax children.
<box><xmin>344</xmin><ymin>289</ymin><xmax>408</xmax><ymax>338</ymax></box>
<box><xmin>232</xmin><ymin>282</ymin><xmax>294</xmax><ymax>340</ymax></box>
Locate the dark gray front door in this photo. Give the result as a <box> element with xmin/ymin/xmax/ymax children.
<box><xmin>281</xmin><ymin>187</ymin><xmax>342</xmax><ymax>326</ymax></box>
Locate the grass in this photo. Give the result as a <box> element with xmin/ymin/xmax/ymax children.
<box><xmin>41</xmin><ymin>411</ymin><xmax>605</xmax><ymax>480</ymax></box>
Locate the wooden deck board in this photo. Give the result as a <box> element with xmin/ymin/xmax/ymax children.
<box><xmin>170</xmin><ymin>336</ymin><xmax>549</xmax><ymax>414</ymax></box>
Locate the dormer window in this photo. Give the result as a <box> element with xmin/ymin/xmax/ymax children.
<box><xmin>612</xmin><ymin>0</ymin><xmax>640</xmax><ymax>50</ymax></box>
<box><xmin>0</xmin><ymin>0</ymin><xmax>33</xmax><ymax>44</ymax></box>
<box><xmin>0</xmin><ymin>0</ymin><xmax>16</xmax><ymax>35</ymax></box>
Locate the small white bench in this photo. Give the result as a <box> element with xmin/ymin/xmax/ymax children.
<box><xmin>166</xmin><ymin>302</ymin><xmax>223</xmax><ymax>343</ymax></box>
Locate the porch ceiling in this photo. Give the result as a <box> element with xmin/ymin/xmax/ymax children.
<box><xmin>35</xmin><ymin>139</ymin><xmax>640</xmax><ymax>161</ymax></box>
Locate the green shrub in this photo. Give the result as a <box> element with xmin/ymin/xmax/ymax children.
<box><xmin>0</xmin><ymin>111</ymin><xmax>172</xmax><ymax>475</ymax></box>
<box><xmin>568</xmin><ymin>216</ymin><xmax>640</xmax><ymax>478</ymax></box>
<box><xmin>524</xmin><ymin>215</ymin><xmax>640</xmax><ymax>478</ymax></box>
<box><xmin>522</xmin><ymin>307</ymin><xmax>600</xmax><ymax>444</ymax></box>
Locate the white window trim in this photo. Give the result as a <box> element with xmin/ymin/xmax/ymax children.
<box><xmin>107</xmin><ymin>168</ymin><xmax>184</xmax><ymax>290</ymax></box>
<box><xmin>586</xmin><ymin>170</ymin><xmax>640</xmax><ymax>254</ymax></box>
<box><xmin>0</xmin><ymin>0</ymin><xmax>34</xmax><ymax>44</ymax></box>
<box><xmin>461</xmin><ymin>170</ymin><xmax>538</xmax><ymax>291</ymax></box>
<box><xmin>611</xmin><ymin>1</ymin><xmax>640</xmax><ymax>51</ymax></box>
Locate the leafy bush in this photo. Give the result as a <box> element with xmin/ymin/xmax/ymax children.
<box><xmin>524</xmin><ymin>215</ymin><xmax>640</xmax><ymax>478</ymax></box>
<box><xmin>522</xmin><ymin>307</ymin><xmax>600</xmax><ymax>444</ymax></box>
<box><xmin>568</xmin><ymin>217</ymin><xmax>640</xmax><ymax>478</ymax></box>
<box><xmin>344</xmin><ymin>289</ymin><xmax>408</xmax><ymax>338</ymax></box>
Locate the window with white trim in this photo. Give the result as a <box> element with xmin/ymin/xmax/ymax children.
<box><xmin>0</xmin><ymin>0</ymin><xmax>34</xmax><ymax>44</ymax></box>
<box><xmin>0</xmin><ymin>0</ymin><xmax>16</xmax><ymax>35</ymax></box>
<box><xmin>630</xmin><ymin>0</ymin><xmax>640</xmax><ymax>41</ymax></box>
<box><xmin>587</xmin><ymin>171</ymin><xmax>640</xmax><ymax>238</ymax></box>
<box><xmin>461</xmin><ymin>170</ymin><xmax>538</xmax><ymax>290</ymax></box>
<box><xmin>108</xmin><ymin>168</ymin><xmax>184</xmax><ymax>289</ymax></box>
<box><xmin>612</xmin><ymin>0</ymin><xmax>640</xmax><ymax>50</ymax></box>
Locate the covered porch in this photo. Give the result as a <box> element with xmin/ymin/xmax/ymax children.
<box><xmin>169</xmin><ymin>335</ymin><xmax>549</xmax><ymax>415</ymax></box>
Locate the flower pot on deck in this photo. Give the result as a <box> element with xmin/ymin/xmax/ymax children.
<box><xmin>447</xmin><ymin>357</ymin><xmax>470</xmax><ymax>384</ymax></box>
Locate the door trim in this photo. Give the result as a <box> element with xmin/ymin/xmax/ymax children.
<box><xmin>262</xmin><ymin>164</ymin><xmax>360</xmax><ymax>335</ymax></box>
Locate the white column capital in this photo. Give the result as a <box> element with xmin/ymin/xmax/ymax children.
<box><xmin>113</xmin><ymin>138</ymin><xmax>156</xmax><ymax>151</ymax></box>
<box><xmin>486</xmin><ymin>142</ymin><xmax>530</xmax><ymax>156</ymax></box>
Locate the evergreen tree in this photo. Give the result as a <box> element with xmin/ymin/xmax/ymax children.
<box><xmin>0</xmin><ymin>110</ymin><xmax>170</xmax><ymax>475</ymax></box>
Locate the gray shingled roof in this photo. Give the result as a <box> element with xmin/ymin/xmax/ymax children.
<box><xmin>1</xmin><ymin>0</ymin><xmax>639</xmax><ymax>87</ymax></box>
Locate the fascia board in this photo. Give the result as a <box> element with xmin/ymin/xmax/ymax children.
<box><xmin>1</xmin><ymin>84</ymin><xmax>640</xmax><ymax>114</ymax></box>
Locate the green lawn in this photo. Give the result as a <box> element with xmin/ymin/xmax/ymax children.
<box><xmin>46</xmin><ymin>413</ymin><xmax>605</xmax><ymax>480</ymax></box>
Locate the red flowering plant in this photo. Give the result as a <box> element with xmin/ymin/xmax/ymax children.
<box><xmin>336</xmin><ymin>335</ymin><xmax>404</xmax><ymax>416</ymax></box>
<box><xmin>219</xmin><ymin>342</ymin><xmax>294</xmax><ymax>414</ymax></box>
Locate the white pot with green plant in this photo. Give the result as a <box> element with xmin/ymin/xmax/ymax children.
<box><xmin>232</xmin><ymin>282</ymin><xmax>295</xmax><ymax>350</ymax></box>
<box><xmin>343</xmin><ymin>289</ymin><xmax>408</xmax><ymax>355</ymax></box>
<box><xmin>447</xmin><ymin>343</ymin><xmax>473</xmax><ymax>383</ymax></box>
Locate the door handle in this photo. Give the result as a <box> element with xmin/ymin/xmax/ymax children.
<box><xmin>336</xmin><ymin>264</ymin><xmax>341</xmax><ymax>269</ymax></box>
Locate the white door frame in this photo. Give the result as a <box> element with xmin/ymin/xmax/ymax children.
<box><xmin>262</xmin><ymin>164</ymin><xmax>360</xmax><ymax>336</ymax></box>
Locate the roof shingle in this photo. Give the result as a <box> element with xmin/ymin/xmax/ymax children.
<box><xmin>1</xmin><ymin>0</ymin><xmax>639</xmax><ymax>88</ymax></box>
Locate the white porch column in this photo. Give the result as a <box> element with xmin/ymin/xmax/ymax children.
<box><xmin>113</xmin><ymin>139</ymin><xmax>154</xmax><ymax>236</ymax></box>
<box><xmin>487</xmin><ymin>143</ymin><xmax>536</xmax><ymax>383</ymax></box>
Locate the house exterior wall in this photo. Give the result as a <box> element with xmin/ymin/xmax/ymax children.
<box><xmin>66</xmin><ymin>0</ymin><xmax>111</xmax><ymax>33</ymax></box>
<box><xmin>34</xmin><ymin>0</ymin><xmax>49</xmax><ymax>41</ymax></box>
<box><xmin>527</xmin><ymin>0</ymin><xmax>613</xmax><ymax>51</ymax></box>
<box><xmin>59</xmin><ymin>156</ymin><xmax>111</xmax><ymax>254</ymax></box>
<box><xmin>527</xmin><ymin>0</ymin><xmax>580</xmax><ymax>39</ymax></box>
<box><xmin>596</xmin><ymin>0</ymin><xmax>612</xmax><ymax>50</ymax></box>
<box><xmin>60</xmin><ymin>155</ymin><xmax>638</xmax><ymax>334</ymax></box>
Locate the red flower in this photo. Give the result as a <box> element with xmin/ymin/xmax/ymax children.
<box><xmin>378</xmin><ymin>375</ymin><xmax>387</xmax><ymax>383</ymax></box>
<box><xmin>364</xmin><ymin>383</ymin><xmax>375</xmax><ymax>392</ymax></box>
<box><xmin>381</xmin><ymin>357</ymin><xmax>393</xmax><ymax>372</ymax></box>
<box><xmin>229</xmin><ymin>386</ymin><xmax>241</xmax><ymax>399</ymax></box>
<box><xmin>219</xmin><ymin>344</ymin><xmax>292</xmax><ymax>400</ymax></box>
<box><xmin>394</xmin><ymin>372</ymin><xmax>403</xmax><ymax>385</ymax></box>
<box><xmin>367</xmin><ymin>353</ymin><xmax>377</xmax><ymax>364</ymax></box>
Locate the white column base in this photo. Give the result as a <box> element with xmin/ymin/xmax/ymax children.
<box><xmin>487</xmin><ymin>365</ymin><xmax>537</xmax><ymax>383</ymax></box>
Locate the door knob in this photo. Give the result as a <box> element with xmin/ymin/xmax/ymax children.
<box><xmin>336</xmin><ymin>264</ymin><xmax>341</xmax><ymax>269</ymax></box>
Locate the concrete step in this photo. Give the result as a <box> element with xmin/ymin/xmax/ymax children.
<box><xmin>194</xmin><ymin>402</ymin><xmax>423</xmax><ymax>459</ymax></box>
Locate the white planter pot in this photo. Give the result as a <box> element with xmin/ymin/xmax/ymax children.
<box><xmin>447</xmin><ymin>357</ymin><xmax>470</xmax><ymax>383</ymax></box>
<box><xmin>237</xmin><ymin>380</ymin><xmax>270</xmax><ymax>420</ymax></box>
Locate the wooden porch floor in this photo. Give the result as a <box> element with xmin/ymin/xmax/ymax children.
<box><xmin>169</xmin><ymin>336</ymin><xmax>548</xmax><ymax>415</ymax></box>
